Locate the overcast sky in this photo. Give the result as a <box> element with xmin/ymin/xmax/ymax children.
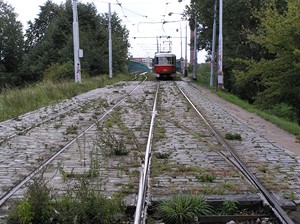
<box><xmin>8</xmin><ymin>0</ymin><xmax>205</xmax><ymax>62</ymax></box>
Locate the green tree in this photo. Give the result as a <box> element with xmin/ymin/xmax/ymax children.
<box><xmin>24</xmin><ymin>0</ymin><xmax>61</xmax><ymax>49</ymax></box>
<box><xmin>99</xmin><ymin>12</ymin><xmax>130</xmax><ymax>74</ymax></box>
<box><xmin>0</xmin><ymin>0</ymin><xmax>24</xmax><ymax>88</ymax></box>
<box><xmin>22</xmin><ymin>1</ymin><xmax>65</xmax><ymax>82</ymax></box>
<box><xmin>186</xmin><ymin>0</ymin><xmax>287</xmax><ymax>92</ymax></box>
<box><xmin>234</xmin><ymin>0</ymin><xmax>300</xmax><ymax>123</ymax></box>
<box><xmin>22</xmin><ymin>1</ymin><xmax>130</xmax><ymax>82</ymax></box>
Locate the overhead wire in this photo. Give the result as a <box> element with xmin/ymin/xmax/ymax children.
<box><xmin>115</xmin><ymin>0</ymin><xmax>132</xmax><ymax>24</ymax></box>
<box><xmin>90</xmin><ymin>0</ymin><xmax>188</xmax><ymax>57</ymax></box>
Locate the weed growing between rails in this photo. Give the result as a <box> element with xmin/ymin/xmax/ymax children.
<box><xmin>154</xmin><ymin>194</ymin><xmax>214</xmax><ymax>223</ymax></box>
<box><xmin>7</xmin><ymin>177</ymin><xmax>128</xmax><ymax>223</ymax></box>
<box><xmin>7</xmin><ymin>123</ymin><xmax>132</xmax><ymax>224</ymax></box>
<box><xmin>152</xmin><ymin>194</ymin><xmax>277</xmax><ymax>224</ymax></box>
<box><xmin>94</xmin><ymin>105</ymin><xmax>142</xmax><ymax>156</ymax></box>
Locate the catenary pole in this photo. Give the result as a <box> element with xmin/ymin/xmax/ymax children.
<box><xmin>217</xmin><ymin>0</ymin><xmax>223</xmax><ymax>90</ymax></box>
<box><xmin>193</xmin><ymin>17</ymin><xmax>197</xmax><ymax>80</ymax></box>
<box><xmin>72</xmin><ymin>0</ymin><xmax>81</xmax><ymax>83</ymax></box>
<box><xmin>184</xmin><ymin>21</ymin><xmax>188</xmax><ymax>76</ymax></box>
<box><xmin>210</xmin><ymin>0</ymin><xmax>217</xmax><ymax>86</ymax></box>
<box><xmin>108</xmin><ymin>3</ymin><xmax>113</xmax><ymax>79</ymax></box>
<box><xmin>179</xmin><ymin>23</ymin><xmax>184</xmax><ymax>74</ymax></box>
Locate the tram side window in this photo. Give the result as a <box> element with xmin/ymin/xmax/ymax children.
<box><xmin>167</xmin><ymin>57</ymin><xmax>176</xmax><ymax>65</ymax></box>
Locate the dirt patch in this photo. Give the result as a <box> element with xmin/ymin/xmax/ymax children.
<box><xmin>191</xmin><ymin>83</ymin><xmax>300</xmax><ymax>157</ymax></box>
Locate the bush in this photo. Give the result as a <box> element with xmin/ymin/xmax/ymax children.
<box><xmin>43</xmin><ymin>61</ymin><xmax>74</xmax><ymax>82</ymax></box>
<box><xmin>225</xmin><ymin>132</ymin><xmax>242</xmax><ymax>141</ymax></box>
<box><xmin>218</xmin><ymin>200</ymin><xmax>238</xmax><ymax>215</ymax></box>
<box><xmin>155</xmin><ymin>194</ymin><xmax>213</xmax><ymax>224</ymax></box>
<box><xmin>8</xmin><ymin>178</ymin><xmax>127</xmax><ymax>224</ymax></box>
<box><xmin>8</xmin><ymin>178</ymin><xmax>53</xmax><ymax>224</ymax></box>
<box><xmin>266</xmin><ymin>103</ymin><xmax>297</xmax><ymax>122</ymax></box>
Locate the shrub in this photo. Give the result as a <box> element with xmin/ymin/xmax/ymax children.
<box><xmin>8</xmin><ymin>178</ymin><xmax>53</xmax><ymax>224</ymax></box>
<box><xmin>8</xmin><ymin>178</ymin><xmax>127</xmax><ymax>224</ymax></box>
<box><xmin>225</xmin><ymin>132</ymin><xmax>242</xmax><ymax>141</ymax></box>
<box><xmin>155</xmin><ymin>194</ymin><xmax>213</xmax><ymax>224</ymax></box>
<box><xmin>43</xmin><ymin>61</ymin><xmax>74</xmax><ymax>82</ymax></box>
<box><xmin>218</xmin><ymin>200</ymin><xmax>238</xmax><ymax>215</ymax></box>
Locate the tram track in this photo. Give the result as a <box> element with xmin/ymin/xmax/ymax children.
<box><xmin>0</xmin><ymin>75</ymin><xmax>150</xmax><ymax>209</ymax></box>
<box><xmin>134</xmin><ymin>81</ymin><xmax>295</xmax><ymax>224</ymax></box>
<box><xmin>0</xmin><ymin>78</ymin><xmax>298</xmax><ymax>223</ymax></box>
<box><xmin>176</xmin><ymin>82</ymin><xmax>294</xmax><ymax>224</ymax></box>
<box><xmin>0</xmin><ymin>74</ymin><xmax>143</xmax><ymax>145</ymax></box>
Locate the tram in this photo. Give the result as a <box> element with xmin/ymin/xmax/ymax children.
<box><xmin>153</xmin><ymin>52</ymin><xmax>176</xmax><ymax>79</ymax></box>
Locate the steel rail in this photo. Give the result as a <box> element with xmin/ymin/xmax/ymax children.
<box><xmin>134</xmin><ymin>83</ymin><xmax>160</xmax><ymax>224</ymax></box>
<box><xmin>0</xmin><ymin>74</ymin><xmax>148</xmax><ymax>206</ymax></box>
<box><xmin>0</xmin><ymin>73</ymin><xmax>146</xmax><ymax>145</ymax></box>
<box><xmin>176</xmin><ymin>83</ymin><xmax>294</xmax><ymax>224</ymax></box>
<box><xmin>0</xmin><ymin>103</ymin><xmax>80</xmax><ymax>145</ymax></box>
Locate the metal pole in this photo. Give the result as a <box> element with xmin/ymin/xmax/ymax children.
<box><xmin>72</xmin><ymin>0</ymin><xmax>81</xmax><ymax>83</ymax></box>
<box><xmin>217</xmin><ymin>0</ymin><xmax>223</xmax><ymax>89</ymax></box>
<box><xmin>108</xmin><ymin>3</ymin><xmax>113</xmax><ymax>79</ymax></box>
<box><xmin>179</xmin><ymin>24</ymin><xmax>184</xmax><ymax>74</ymax></box>
<box><xmin>193</xmin><ymin>17</ymin><xmax>197</xmax><ymax>80</ymax></box>
<box><xmin>184</xmin><ymin>21</ymin><xmax>188</xmax><ymax>76</ymax></box>
<box><xmin>210</xmin><ymin>0</ymin><xmax>217</xmax><ymax>87</ymax></box>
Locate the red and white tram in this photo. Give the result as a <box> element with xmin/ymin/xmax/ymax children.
<box><xmin>153</xmin><ymin>52</ymin><xmax>176</xmax><ymax>79</ymax></box>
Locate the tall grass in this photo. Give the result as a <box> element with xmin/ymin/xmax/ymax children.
<box><xmin>7</xmin><ymin>177</ymin><xmax>127</xmax><ymax>224</ymax></box>
<box><xmin>0</xmin><ymin>74</ymin><xmax>133</xmax><ymax>122</ymax></box>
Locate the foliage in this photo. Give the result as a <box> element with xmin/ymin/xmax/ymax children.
<box><xmin>155</xmin><ymin>194</ymin><xmax>214</xmax><ymax>224</ymax></box>
<box><xmin>43</xmin><ymin>61</ymin><xmax>74</xmax><ymax>81</ymax></box>
<box><xmin>7</xmin><ymin>178</ymin><xmax>53</xmax><ymax>224</ymax></box>
<box><xmin>216</xmin><ymin>90</ymin><xmax>300</xmax><ymax>137</ymax></box>
<box><xmin>218</xmin><ymin>200</ymin><xmax>239</xmax><ymax>215</ymax></box>
<box><xmin>186</xmin><ymin>0</ymin><xmax>267</xmax><ymax>75</ymax></box>
<box><xmin>196</xmin><ymin>174</ymin><xmax>216</xmax><ymax>182</ymax></box>
<box><xmin>8</xmin><ymin>178</ymin><xmax>127</xmax><ymax>224</ymax></box>
<box><xmin>193</xmin><ymin>47</ymin><xmax>300</xmax><ymax>138</ymax></box>
<box><xmin>225</xmin><ymin>133</ymin><xmax>242</xmax><ymax>141</ymax></box>
<box><xmin>53</xmin><ymin>180</ymin><xmax>126</xmax><ymax>224</ymax></box>
<box><xmin>233</xmin><ymin>0</ymin><xmax>300</xmax><ymax>123</ymax></box>
<box><xmin>95</xmin><ymin>125</ymin><xmax>129</xmax><ymax>156</ymax></box>
<box><xmin>12</xmin><ymin>1</ymin><xmax>130</xmax><ymax>85</ymax></box>
<box><xmin>188</xmin><ymin>0</ymin><xmax>300</xmax><ymax>125</ymax></box>
<box><xmin>0</xmin><ymin>74</ymin><xmax>133</xmax><ymax>122</ymax></box>
<box><xmin>0</xmin><ymin>1</ymin><xmax>24</xmax><ymax>89</ymax></box>
<box><xmin>194</xmin><ymin>63</ymin><xmax>211</xmax><ymax>86</ymax></box>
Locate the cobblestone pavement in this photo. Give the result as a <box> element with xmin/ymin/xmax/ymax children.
<box><xmin>151</xmin><ymin>82</ymin><xmax>255</xmax><ymax>199</ymax></box>
<box><xmin>177</xmin><ymin>81</ymin><xmax>300</xmax><ymax>202</ymax></box>
<box><xmin>0</xmin><ymin>80</ymin><xmax>299</xmax><ymax>222</ymax></box>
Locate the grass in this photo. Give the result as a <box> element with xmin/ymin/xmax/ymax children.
<box><xmin>7</xmin><ymin>178</ymin><xmax>127</xmax><ymax>223</ymax></box>
<box><xmin>155</xmin><ymin>194</ymin><xmax>214</xmax><ymax>224</ymax></box>
<box><xmin>216</xmin><ymin>91</ymin><xmax>300</xmax><ymax>137</ymax></box>
<box><xmin>218</xmin><ymin>200</ymin><xmax>238</xmax><ymax>215</ymax></box>
<box><xmin>192</xmin><ymin>63</ymin><xmax>300</xmax><ymax>139</ymax></box>
<box><xmin>0</xmin><ymin>74</ymin><xmax>133</xmax><ymax>122</ymax></box>
<box><xmin>225</xmin><ymin>132</ymin><xmax>242</xmax><ymax>141</ymax></box>
<box><xmin>196</xmin><ymin>174</ymin><xmax>216</xmax><ymax>182</ymax></box>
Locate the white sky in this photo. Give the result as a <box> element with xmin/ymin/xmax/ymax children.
<box><xmin>7</xmin><ymin>0</ymin><xmax>206</xmax><ymax>62</ymax></box>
